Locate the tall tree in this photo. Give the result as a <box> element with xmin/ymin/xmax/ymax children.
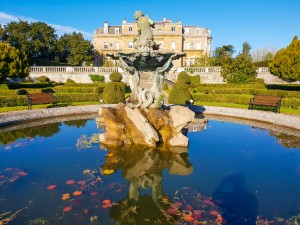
<box><xmin>211</xmin><ymin>45</ymin><xmax>235</xmax><ymax>66</ymax></box>
<box><xmin>56</xmin><ymin>32</ymin><xmax>95</xmax><ymax>65</ymax></box>
<box><xmin>1</xmin><ymin>21</ymin><xmax>57</xmax><ymax>62</ymax></box>
<box><xmin>0</xmin><ymin>42</ymin><xmax>29</xmax><ymax>81</ymax></box>
<box><xmin>242</xmin><ymin>42</ymin><xmax>252</xmax><ymax>58</ymax></box>
<box><xmin>269</xmin><ymin>36</ymin><xmax>300</xmax><ymax>81</ymax></box>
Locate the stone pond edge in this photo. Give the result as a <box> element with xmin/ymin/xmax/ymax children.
<box><xmin>0</xmin><ymin>104</ymin><xmax>300</xmax><ymax>132</ymax></box>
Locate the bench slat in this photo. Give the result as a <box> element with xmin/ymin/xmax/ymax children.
<box><xmin>249</xmin><ymin>94</ymin><xmax>282</xmax><ymax>113</ymax></box>
<box><xmin>26</xmin><ymin>93</ymin><xmax>57</xmax><ymax>110</ymax></box>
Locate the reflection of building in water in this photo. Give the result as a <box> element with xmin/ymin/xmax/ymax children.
<box><xmin>100</xmin><ymin>145</ymin><xmax>193</xmax><ymax>224</ymax></box>
<box><xmin>185</xmin><ymin>117</ymin><xmax>208</xmax><ymax>132</ymax></box>
<box><xmin>269</xmin><ymin>131</ymin><xmax>300</xmax><ymax>148</ymax></box>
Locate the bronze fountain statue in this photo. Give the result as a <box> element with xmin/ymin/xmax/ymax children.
<box><xmin>108</xmin><ymin>10</ymin><xmax>186</xmax><ymax>108</ymax></box>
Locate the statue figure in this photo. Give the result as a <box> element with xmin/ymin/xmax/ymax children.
<box><xmin>133</xmin><ymin>10</ymin><xmax>156</xmax><ymax>52</ymax></box>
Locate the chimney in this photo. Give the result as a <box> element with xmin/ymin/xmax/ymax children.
<box><xmin>104</xmin><ymin>21</ymin><xmax>108</xmax><ymax>34</ymax></box>
<box><xmin>122</xmin><ymin>18</ymin><xmax>127</xmax><ymax>24</ymax></box>
<box><xmin>163</xmin><ymin>16</ymin><xmax>166</xmax><ymax>22</ymax></box>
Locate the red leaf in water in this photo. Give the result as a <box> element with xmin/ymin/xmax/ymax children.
<box><xmin>103</xmin><ymin>199</ymin><xmax>111</xmax><ymax>204</ymax></box>
<box><xmin>0</xmin><ymin>175</ymin><xmax>5</xmax><ymax>179</ymax></box>
<box><xmin>47</xmin><ymin>185</ymin><xmax>57</xmax><ymax>190</ymax></box>
<box><xmin>186</xmin><ymin>205</ymin><xmax>193</xmax><ymax>211</ymax></box>
<box><xmin>66</xmin><ymin>180</ymin><xmax>76</xmax><ymax>185</ymax></box>
<box><xmin>63</xmin><ymin>206</ymin><xmax>72</xmax><ymax>212</ymax></box>
<box><xmin>5</xmin><ymin>168</ymin><xmax>13</xmax><ymax>171</ymax></box>
<box><xmin>175</xmin><ymin>202</ymin><xmax>183</xmax><ymax>207</ymax></box>
<box><xmin>210</xmin><ymin>210</ymin><xmax>219</xmax><ymax>217</ymax></box>
<box><xmin>116</xmin><ymin>188</ymin><xmax>122</xmax><ymax>193</ymax></box>
<box><xmin>18</xmin><ymin>171</ymin><xmax>28</xmax><ymax>176</ymax></box>
<box><xmin>183</xmin><ymin>214</ymin><xmax>194</xmax><ymax>222</ymax></box>
<box><xmin>192</xmin><ymin>210</ymin><xmax>202</xmax><ymax>219</ymax></box>
<box><xmin>90</xmin><ymin>191</ymin><xmax>98</xmax><ymax>196</ymax></box>
<box><xmin>167</xmin><ymin>207</ymin><xmax>178</xmax><ymax>215</ymax></box>
<box><xmin>77</xmin><ymin>180</ymin><xmax>86</xmax><ymax>185</ymax></box>
<box><xmin>203</xmin><ymin>199</ymin><xmax>215</xmax><ymax>206</ymax></box>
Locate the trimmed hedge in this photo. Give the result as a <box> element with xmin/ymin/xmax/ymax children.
<box><xmin>0</xmin><ymin>96</ymin><xmax>27</xmax><ymax>107</ymax></box>
<box><xmin>109</xmin><ymin>72</ymin><xmax>123</xmax><ymax>82</ymax></box>
<box><xmin>103</xmin><ymin>82</ymin><xmax>125</xmax><ymax>104</ymax></box>
<box><xmin>54</xmin><ymin>93</ymin><xmax>102</xmax><ymax>103</ymax></box>
<box><xmin>7</xmin><ymin>83</ymin><xmax>54</xmax><ymax>89</ymax></box>
<box><xmin>193</xmin><ymin>93</ymin><xmax>252</xmax><ymax>105</ymax></box>
<box><xmin>89</xmin><ymin>74</ymin><xmax>105</xmax><ymax>83</ymax></box>
<box><xmin>177</xmin><ymin>71</ymin><xmax>191</xmax><ymax>84</ymax></box>
<box><xmin>37</xmin><ymin>76</ymin><xmax>50</xmax><ymax>82</ymax></box>
<box><xmin>169</xmin><ymin>81</ymin><xmax>192</xmax><ymax>104</ymax></box>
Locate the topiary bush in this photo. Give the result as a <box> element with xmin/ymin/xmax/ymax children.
<box><xmin>177</xmin><ymin>71</ymin><xmax>191</xmax><ymax>84</ymax></box>
<box><xmin>66</xmin><ymin>79</ymin><xmax>76</xmax><ymax>84</ymax></box>
<box><xmin>168</xmin><ymin>81</ymin><xmax>192</xmax><ymax>104</ymax></box>
<box><xmin>41</xmin><ymin>88</ymin><xmax>54</xmax><ymax>93</ymax></box>
<box><xmin>16</xmin><ymin>89</ymin><xmax>28</xmax><ymax>95</ymax></box>
<box><xmin>103</xmin><ymin>82</ymin><xmax>125</xmax><ymax>104</ymax></box>
<box><xmin>37</xmin><ymin>76</ymin><xmax>50</xmax><ymax>82</ymax></box>
<box><xmin>109</xmin><ymin>72</ymin><xmax>123</xmax><ymax>82</ymax></box>
<box><xmin>89</xmin><ymin>74</ymin><xmax>105</xmax><ymax>83</ymax></box>
<box><xmin>190</xmin><ymin>75</ymin><xmax>201</xmax><ymax>85</ymax></box>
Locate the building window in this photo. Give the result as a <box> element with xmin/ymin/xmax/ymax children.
<box><xmin>196</xmin><ymin>42</ymin><xmax>201</xmax><ymax>50</ymax></box>
<box><xmin>171</xmin><ymin>27</ymin><xmax>175</xmax><ymax>32</ymax></box>
<box><xmin>184</xmin><ymin>42</ymin><xmax>190</xmax><ymax>50</ymax></box>
<box><xmin>128</xmin><ymin>41</ymin><xmax>133</xmax><ymax>49</ymax></box>
<box><xmin>104</xmin><ymin>42</ymin><xmax>108</xmax><ymax>49</ymax></box>
<box><xmin>129</xmin><ymin>27</ymin><xmax>133</xmax><ymax>32</ymax></box>
<box><xmin>196</xmin><ymin>28</ymin><xmax>201</xmax><ymax>34</ymax></box>
<box><xmin>115</xmin><ymin>28</ymin><xmax>120</xmax><ymax>34</ymax></box>
<box><xmin>185</xmin><ymin>28</ymin><xmax>190</xmax><ymax>33</ymax></box>
<box><xmin>171</xmin><ymin>41</ymin><xmax>175</xmax><ymax>50</ymax></box>
<box><xmin>115</xmin><ymin>42</ymin><xmax>120</xmax><ymax>50</ymax></box>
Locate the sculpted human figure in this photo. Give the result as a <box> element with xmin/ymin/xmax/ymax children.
<box><xmin>133</xmin><ymin>10</ymin><xmax>155</xmax><ymax>51</ymax></box>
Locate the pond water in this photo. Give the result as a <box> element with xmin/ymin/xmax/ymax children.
<box><xmin>0</xmin><ymin>117</ymin><xmax>300</xmax><ymax>225</ymax></box>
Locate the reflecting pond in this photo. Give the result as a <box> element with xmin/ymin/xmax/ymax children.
<box><xmin>0</xmin><ymin>117</ymin><xmax>300</xmax><ymax>225</ymax></box>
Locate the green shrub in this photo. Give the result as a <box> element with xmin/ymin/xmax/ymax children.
<box><xmin>54</xmin><ymin>93</ymin><xmax>102</xmax><ymax>103</ymax></box>
<box><xmin>177</xmin><ymin>71</ymin><xmax>191</xmax><ymax>84</ymax></box>
<box><xmin>7</xmin><ymin>83</ymin><xmax>54</xmax><ymax>89</ymax></box>
<box><xmin>193</xmin><ymin>93</ymin><xmax>252</xmax><ymax>105</ymax></box>
<box><xmin>16</xmin><ymin>89</ymin><xmax>28</xmax><ymax>95</ymax></box>
<box><xmin>103</xmin><ymin>82</ymin><xmax>125</xmax><ymax>104</ymax></box>
<box><xmin>190</xmin><ymin>75</ymin><xmax>201</xmax><ymax>85</ymax></box>
<box><xmin>89</xmin><ymin>74</ymin><xmax>105</xmax><ymax>83</ymax></box>
<box><xmin>0</xmin><ymin>96</ymin><xmax>27</xmax><ymax>107</ymax></box>
<box><xmin>253</xmin><ymin>60</ymin><xmax>272</xmax><ymax>67</ymax></box>
<box><xmin>109</xmin><ymin>72</ymin><xmax>123</xmax><ymax>82</ymax></box>
<box><xmin>41</xmin><ymin>88</ymin><xmax>54</xmax><ymax>93</ymax></box>
<box><xmin>168</xmin><ymin>82</ymin><xmax>192</xmax><ymax>104</ymax></box>
<box><xmin>66</xmin><ymin>79</ymin><xmax>76</xmax><ymax>84</ymax></box>
<box><xmin>37</xmin><ymin>76</ymin><xmax>50</xmax><ymax>82</ymax></box>
<box><xmin>254</xmin><ymin>78</ymin><xmax>265</xmax><ymax>84</ymax></box>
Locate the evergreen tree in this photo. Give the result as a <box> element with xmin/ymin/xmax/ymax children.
<box><xmin>0</xmin><ymin>42</ymin><xmax>29</xmax><ymax>81</ymax></box>
<box><xmin>269</xmin><ymin>36</ymin><xmax>300</xmax><ymax>81</ymax></box>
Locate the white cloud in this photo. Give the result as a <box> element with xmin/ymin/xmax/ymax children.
<box><xmin>0</xmin><ymin>12</ymin><xmax>92</xmax><ymax>39</ymax></box>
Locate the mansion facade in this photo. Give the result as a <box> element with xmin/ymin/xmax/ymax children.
<box><xmin>93</xmin><ymin>17</ymin><xmax>212</xmax><ymax>67</ymax></box>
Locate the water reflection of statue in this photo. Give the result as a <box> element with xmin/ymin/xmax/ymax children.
<box><xmin>133</xmin><ymin>10</ymin><xmax>155</xmax><ymax>52</ymax></box>
<box><xmin>100</xmin><ymin>146</ymin><xmax>193</xmax><ymax>224</ymax></box>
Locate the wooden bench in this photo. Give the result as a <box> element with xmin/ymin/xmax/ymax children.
<box><xmin>26</xmin><ymin>93</ymin><xmax>57</xmax><ymax>110</ymax></box>
<box><xmin>249</xmin><ymin>94</ymin><xmax>282</xmax><ymax>113</ymax></box>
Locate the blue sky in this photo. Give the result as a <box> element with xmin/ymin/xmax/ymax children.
<box><xmin>0</xmin><ymin>0</ymin><xmax>299</xmax><ymax>54</ymax></box>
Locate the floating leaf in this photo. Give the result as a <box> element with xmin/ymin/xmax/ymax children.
<box><xmin>77</xmin><ymin>180</ymin><xmax>86</xmax><ymax>185</ymax></box>
<box><xmin>18</xmin><ymin>171</ymin><xmax>28</xmax><ymax>176</ymax></box>
<box><xmin>62</xmin><ymin>193</ymin><xmax>70</xmax><ymax>200</ymax></box>
<box><xmin>96</xmin><ymin>177</ymin><xmax>102</xmax><ymax>181</ymax></box>
<box><xmin>90</xmin><ymin>191</ymin><xmax>98</xmax><ymax>196</ymax></box>
<box><xmin>186</xmin><ymin>205</ymin><xmax>193</xmax><ymax>211</ymax></box>
<box><xmin>183</xmin><ymin>214</ymin><xmax>194</xmax><ymax>222</ymax></box>
<box><xmin>83</xmin><ymin>169</ymin><xmax>91</xmax><ymax>174</ymax></box>
<box><xmin>0</xmin><ymin>175</ymin><xmax>5</xmax><ymax>179</ymax></box>
<box><xmin>63</xmin><ymin>206</ymin><xmax>72</xmax><ymax>212</ymax></box>
<box><xmin>203</xmin><ymin>199</ymin><xmax>215</xmax><ymax>206</ymax></box>
<box><xmin>107</xmin><ymin>153</ymin><xmax>113</xmax><ymax>157</ymax></box>
<box><xmin>73</xmin><ymin>191</ymin><xmax>82</xmax><ymax>196</ymax></box>
<box><xmin>47</xmin><ymin>185</ymin><xmax>57</xmax><ymax>190</ymax></box>
<box><xmin>192</xmin><ymin>210</ymin><xmax>202</xmax><ymax>219</ymax></box>
<box><xmin>209</xmin><ymin>210</ymin><xmax>219</xmax><ymax>217</ymax></box>
<box><xmin>103</xmin><ymin>199</ymin><xmax>111</xmax><ymax>204</ymax></box>
<box><xmin>102</xmin><ymin>169</ymin><xmax>114</xmax><ymax>175</ymax></box>
<box><xmin>217</xmin><ymin>215</ymin><xmax>223</xmax><ymax>223</ymax></box>
<box><xmin>66</xmin><ymin>180</ymin><xmax>76</xmax><ymax>185</ymax></box>
<box><xmin>175</xmin><ymin>190</ymin><xmax>179</xmax><ymax>195</ymax></box>
<box><xmin>116</xmin><ymin>188</ymin><xmax>122</xmax><ymax>193</ymax></box>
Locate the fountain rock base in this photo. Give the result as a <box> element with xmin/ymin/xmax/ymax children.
<box><xmin>99</xmin><ymin>104</ymin><xmax>195</xmax><ymax>148</ymax></box>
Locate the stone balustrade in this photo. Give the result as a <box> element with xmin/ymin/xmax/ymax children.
<box><xmin>30</xmin><ymin>66</ymin><xmax>119</xmax><ymax>74</ymax></box>
<box><xmin>178</xmin><ymin>67</ymin><xmax>222</xmax><ymax>73</ymax></box>
<box><xmin>256</xmin><ymin>67</ymin><xmax>270</xmax><ymax>73</ymax></box>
